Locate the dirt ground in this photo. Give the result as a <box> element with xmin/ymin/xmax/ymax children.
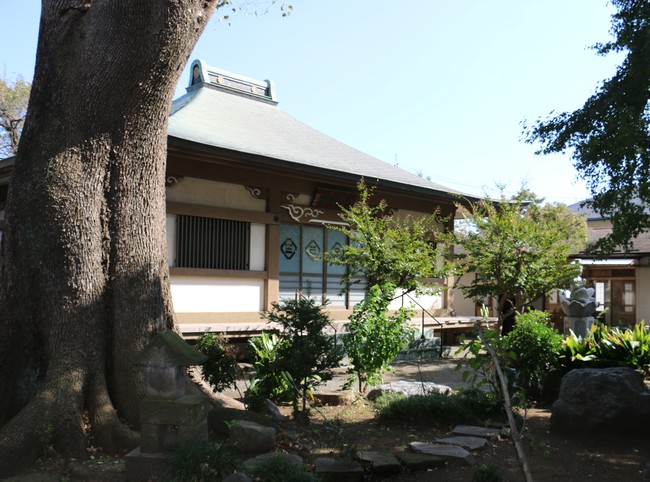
<box><xmin>300</xmin><ymin>357</ymin><xmax>650</xmax><ymax>482</ymax></box>
<box><xmin>4</xmin><ymin>354</ymin><xmax>650</xmax><ymax>481</ymax></box>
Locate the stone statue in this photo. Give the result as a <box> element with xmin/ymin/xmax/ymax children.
<box><xmin>559</xmin><ymin>287</ymin><xmax>597</xmax><ymax>317</ymax></box>
<box><xmin>559</xmin><ymin>287</ymin><xmax>597</xmax><ymax>337</ymax></box>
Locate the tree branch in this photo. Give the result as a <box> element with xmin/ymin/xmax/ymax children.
<box><xmin>475</xmin><ymin>321</ymin><xmax>534</xmax><ymax>482</ymax></box>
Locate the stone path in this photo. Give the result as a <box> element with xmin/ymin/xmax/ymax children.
<box><xmin>310</xmin><ymin>423</ymin><xmax>507</xmax><ymax>478</ymax></box>
<box><xmin>214</xmin><ymin>403</ymin><xmax>508</xmax><ymax>480</ymax></box>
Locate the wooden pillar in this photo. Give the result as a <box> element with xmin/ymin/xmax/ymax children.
<box><xmin>265</xmin><ymin>189</ymin><xmax>281</xmax><ymax>310</ymax></box>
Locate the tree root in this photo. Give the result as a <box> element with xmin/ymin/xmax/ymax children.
<box><xmin>0</xmin><ymin>375</ymin><xmax>138</xmax><ymax>478</ymax></box>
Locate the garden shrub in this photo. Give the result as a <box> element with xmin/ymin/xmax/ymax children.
<box><xmin>195</xmin><ymin>332</ymin><xmax>240</xmax><ymax>393</ymax></box>
<box><xmin>559</xmin><ymin>321</ymin><xmax>650</xmax><ymax>376</ymax></box>
<box><xmin>247</xmin><ymin>298</ymin><xmax>343</xmax><ymax>419</ymax></box>
<box><xmin>245</xmin><ymin>332</ymin><xmax>293</xmax><ymax>411</ymax></box>
<box><xmin>472</xmin><ymin>464</ymin><xmax>503</xmax><ymax>482</ymax></box>
<box><xmin>163</xmin><ymin>440</ymin><xmax>240</xmax><ymax>482</ymax></box>
<box><xmin>267</xmin><ymin>297</ymin><xmax>343</xmax><ymax>418</ymax></box>
<box><xmin>249</xmin><ymin>453</ymin><xmax>315</xmax><ymax>482</ymax></box>
<box><xmin>344</xmin><ymin>283</ymin><xmax>414</xmax><ymax>393</ymax></box>
<box><xmin>503</xmin><ymin>310</ymin><xmax>562</xmax><ymax>401</ymax></box>
<box><xmin>374</xmin><ymin>389</ymin><xmax>502</xmax><ymax>426</ymax></box>
<box><xmin>455</xmin><ymin>326</ymin><xmax>513</xmax><ymax>400</ymax></box>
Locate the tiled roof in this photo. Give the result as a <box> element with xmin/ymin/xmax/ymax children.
<box><xmin>569</xmin><ymin>200</ymin><xmax>650</xmax><ymax>257</ymax></box>
<box><xmin>168</xmin><ymin>60</ymin><xmax>472</xmax><ymax>200</ymax></box>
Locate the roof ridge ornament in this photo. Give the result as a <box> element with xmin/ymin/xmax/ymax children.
<box><xmin>188</xmin><ymin>59</ymin><xmax>277</xmax><ymax>104</ymax></box>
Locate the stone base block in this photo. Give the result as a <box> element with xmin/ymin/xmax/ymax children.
<box><xmin>141</xmin><ymin>420</ymin><xmax>208</xmax><ymax>453</ymax></box>
<box><xmin>140</xmin><ymin>395</ymin><xmax>209</xmax><ymax>425</ymax></box>
<box><xmin>125</xmin><ymin>447</ymin><xmax>168</xmax><ymax>481</ymax></box>
<box><xmin>563</xmin><ymin>316</ymin><xmax>594</xmax><ymax>338</ymax></box>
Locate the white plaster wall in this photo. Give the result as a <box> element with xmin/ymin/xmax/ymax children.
<box><xmin>171</xmin><ymin>276</ymin><xmax>264</xmax><ymax>312</ymax></box>
<box><xmin>388</xmin><ymin>287</ymin><xmax>444</xmax><ymax>311</ymax></box>
<box><xmin>250</xmin><ymin>223</ymin><xmax>265</xmax><ymax>270</ymax></box>
<box><xmin>166</xmin><ymin>177</ymin><xmax>266</xmax><ymax>211</ymax></box>
<box><xmin>450</xmin><ymin>272</ymin><xmax>479</xmax><ymax>317</ymax></box>
<box><xmin>636</xmin><ymin>267</ymin><xmax>650</xmax><ymax>323</ymax></box>
<box><xmin>166</xmin><ymin>214</ymin><xmax>176</xmax><ymax>267</ymax></box>
<box><xmin>286</xmin><ymin>193</ymin><xmax>312</xmax><ymax>205</ymax></box>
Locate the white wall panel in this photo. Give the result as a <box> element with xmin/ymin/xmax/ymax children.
<box><xmin>250</xmin><ymin>223</ymin><xmax>266</xmax><ymax>271</ymax></box>
<box><xmin>171</xmin><ymin>276</ymin><xmax>264</xmax><ymax>312</ymax></box>
<box><xmin>166</xmin><ymin>214</ymin><xmax>177</xmax><ymax>267</ymax></box>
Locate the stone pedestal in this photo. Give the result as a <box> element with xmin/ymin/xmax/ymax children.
<box><xmin>126</xmin><ymin>395</ymin><xmax>209</xmax><ymax>480</ymax></box>
<box><xmin>563</xmin><ymin>316</ymin><xmax>594</xmax><ymax>337</ymax></box>
<box><xmin>124</xmin><ymin>448</ymin><xmax>168</xmax><ymax>482</ymax></box>
<box><xmin>126</xmin><ymin>332</ymin><xmax>210</xmax><ymax>481</ymax></box>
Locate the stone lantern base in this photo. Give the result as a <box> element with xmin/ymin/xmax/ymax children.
<box><xmin>563</xmin><ymin>316</ymin><xmax>594</xmax><ymax>338</ymax></box>
<box><xmin>125</xmin><ymin>394</ymin><xmax>209</xmax><ymax>480</ymax></box>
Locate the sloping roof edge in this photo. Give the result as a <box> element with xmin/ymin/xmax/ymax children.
<box><xmin>167</xmin><ymin>136</ymin><xmax>478</xmax><ymax>204</ymax></box>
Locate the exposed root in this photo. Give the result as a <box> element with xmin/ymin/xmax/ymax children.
<box><xmin>87</xmin><ymin>376</ymin><xmax>139</xmax><ymax>454</ymax></box>
<box><xmin>0</xmin><ymin>373</ymin><xmax>139</xmax><ymax>477</ymax></box>
<box><xmin>0</xmin><ymin>388</ymin><xmax>85</xmax><ymax>477</ymax></box>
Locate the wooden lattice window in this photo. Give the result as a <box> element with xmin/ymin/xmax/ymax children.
<box><xmin>175</xmin><ymin>215</ymin><xmax>250</xmax><ymax>270</ymax></box>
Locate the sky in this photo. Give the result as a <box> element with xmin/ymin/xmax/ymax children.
<box><xmin>1</xmin><ymin>1</ymin><xmax>623</xmax><ymax>204</ymax></box>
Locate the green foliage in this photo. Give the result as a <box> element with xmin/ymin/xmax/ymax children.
<box><xmin>454</xmin><ymin>191</ymin><xmax>586</xmax><ymax>323</ymax></box>
<box><xmin>327</xmin><ymin>180</ymin><xmax>453</xmax><ymax>294</ymax></box>
<box><xmin>514</xmin><ymin>308</ymin><xmax>555</xmax><ymax>328</ymax></box>
<box><xmin>249</xmin><ymin>298</ymin><xmax>343</xmax><ymax>417</ymax></box>
<box><xmin>246</xmin><ymin>332</ymin><xmax>293</xmax><ymax>410</ymax></box>
<box><xmin>249</xmin><ymin>454</ymin><xmax>315</xmax><ymax>482</ymax></box>
<box><xmin>343</xmin><ymin>284</ymin><xmax>414</xmax><ymax>393</ymax></box>
<box><xmin>0</xmin><ymin>75</ymin><xmax>30</xmax><ymax>157</ymax></box>
<box><xmin>457</xmin><ymin>310</ymin><xmax>564</xmax><ymax>402</ymax></box>
<box><xmin>559</xmin><ymin>322</ymin><xmax>650</xmax><ymax>376</ymax></box>
<box><xmin>195</xmin><ymin>332</ymin><xmax>240</xmax><ymax>393</ymax></box>
<box><xmin>163</xmin><ymin>440</ymin><xmax>240</xmax><ymax>482</ymax></box>
<box><xmin>374</xmin><ymin>388</ymin><xmax>503</xmax><ymax>426</ymax></box>
<box><xmin>456</xmin><ymin>325</ymin><xmax>514</xmax><ymax>399</ymax></box>
<box><xmin>525</xmin><ymin>0</ymin><xmax>650</xmax><ymax>252</ymax></box>
<box><xmin>504</xmin><ymin>311</ymin><xmax>563</xmax><ymax>401</ymax></box>
<box><xmin>472</xmin><ymin>464</ymin><xmax>504</xmax><ymax>482</ymax></box>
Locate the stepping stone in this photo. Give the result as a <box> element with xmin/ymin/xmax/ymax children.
<box><xmin>434</xmin><ymin>436</ymin><xmax>488</xmax><ymax>450</ymax></box>
<box><xmin>452</xmin><ymin>425</ymin><xmax>503</xmax><ymax>440</ymax></box>
<box><xmin>366</xmin><ymin>381</ymin><xmax>452</xmax><ymax>400</ymax></box>
<box><xmin>242</xmin><ymin>452</ymin><xmax>303</xmax><ymax>471</ymax></box>
<box><xmin>395</xmin><ymin>452</ymin><xmax>446</xmax><ymax>471</ymax></box>
<box><xmin>224</xmin><ymin>473</ymin><xmax>252</xmax><ymax>482</ymax></box>
<box><xmin>314</xmin><ymin>457</ymin><xmax>365</xmax><ymax>481</ymax></box>
<box><xmin>356</xmin><ymin>450</ymin><xmax>401</xmax><ymax>476</ymax></box>
<box><xmin>409</xmin><ymin>442</ymin><xmax>476</xmax><ymax>466</ymax></box>
<box><xmin>313</xmin><ymin>390</ymin><xmax>355</xmax><ymax>406</ymax></box>
<box><xmin>229</xmin><ymin>420</ymin><xmax>277</xmax><ymax>454</ymax></box>
<box><xmin>208</xmin><ymin>407</ymin><xmax>274</xmax><ymax>435</ymax></box>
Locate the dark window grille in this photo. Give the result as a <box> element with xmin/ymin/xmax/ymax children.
<box><xmin>176</xmin><ymin>215</ymin><xmax>250</xmax><ymax>270</ymax></box>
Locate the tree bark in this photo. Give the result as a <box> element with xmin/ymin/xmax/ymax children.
<box><xmin>0</xmin><ymin>0</ymin><xmax>218</xmax><ymax>475</ymax></box>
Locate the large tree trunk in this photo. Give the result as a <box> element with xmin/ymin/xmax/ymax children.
<box><xmin>0</xmin><ymin>0</ymin><xmax>218</xmax><ymax>475</ymax></box>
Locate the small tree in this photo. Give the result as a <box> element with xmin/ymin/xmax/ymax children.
<box><xmin>327</xmin><ymin>180</ymin><xmax>453</xmax><ymax>295</ymax></box>
<box><xmin>344</xmin><ymin>283</ymin><xmax>414</xmax><ymax>393</ymax></box>
<box><xmin>262</xmin><ymin>298</ymin><xmax>343</xmax><ymax>420</ymax></box>
<box><xmin>454</xmin><ymin>191</ymin><xmax>586</xmax><ymax>330</ymax></box>
<box><xmin>195</xmin><ymin>332</ymin><xmax>240</xmax><ymax>394</ymax></box>
<box><xmin>0</xmin><ymin>75</ymin><xmax>30</xmax><ymax>157</ymax></box>
<box><xmin>503</xmin><ymin>310</ymin><xmax>563</xmax><ymax>402</ymax></box>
